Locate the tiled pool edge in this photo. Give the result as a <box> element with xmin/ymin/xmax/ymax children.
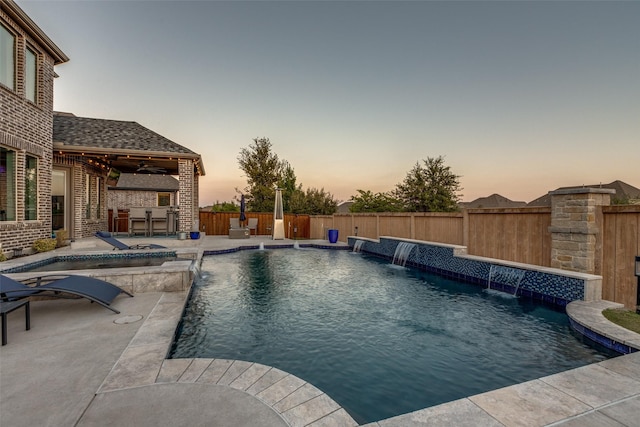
<box><xmin>567</xmin><ymin>300</ymin><xmax>640</xmax><ymax>355</ymax></box>
<box><xmin>93</xmin><ymin>241</ymin><xmax>638</xmax><ymax>427</ymax></box>
<box><xmin>203</xmin><ymin>242</ymin><xmax>351</xmax><ymax>256</ymax></box>
<box><xmin>347</xmin><ymin>236</ymin><xmax>639</xmax><ymax>355</ymax></box>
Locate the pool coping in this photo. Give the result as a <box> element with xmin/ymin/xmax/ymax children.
<box><xmin>5</xmin><ymin>236</ymin><xmax>639</xmax><ymax>426</ymax></box>
<box><xmin>97</xmin><ymin>242</ymin><xmax>639</xmax><ymax>426</ymax></box>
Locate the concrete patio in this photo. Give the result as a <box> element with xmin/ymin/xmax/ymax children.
<box><xmin>1</xmin><ymin>235</ymin><xmax>639</xmax><ymax>426</ymax></box>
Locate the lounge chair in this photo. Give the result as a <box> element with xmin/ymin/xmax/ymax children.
<box><xmin>247</xmin><ymin>218</ymin><xmax>258</xmax><ymax>236</ymax></box>
<box><xmin>95</xmin><ymin>231</ymin><xmax>166</xmax><ymax>250</ymax></box>
<box><xmin>229</xmin><ymin>218</ymin><xmax>241</xmax><ymax>229</ymax></box>
<box><xmin>0</xmin><ymin>274</ymin><xmax>133</xmax><ymax>314</ymax></box>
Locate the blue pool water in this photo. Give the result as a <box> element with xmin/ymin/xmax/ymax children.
<box><xmin>170</xmin><ymin>249</ymin><xmax>611</xmax><ymax>424</ymax></box>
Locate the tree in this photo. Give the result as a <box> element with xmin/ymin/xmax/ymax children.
<box><xmin>237</xmin><ymin>137</ymin><xmax>338</xmax><ymax>214</ymax></box>
<box><xmin>300</xmin><ymin>187</ymin><xmax>338</xmax><ymax>215</ymax></box>
<box><xmin>394</xmin><ymin>156</ymin><xmax>462</xmax><ymax>212</ymax></box>
<box><xmin>237</xmin><ymin>137</ymin><xmax>282</xmax><ymax>212</ymax></box>
<box><xmin>349</xmin><ymin>190</ymin><xmax>404</xmax><ymax>213</ymax></box>
<box><xmin>277</xmin><ymin>161</ymin><xmax>303</xmax><ymax>213</ymax></box>
<box><xmin>208</xmin><ymin>201</ymin><xmax>239</xmax><ymax>212</ymax></box>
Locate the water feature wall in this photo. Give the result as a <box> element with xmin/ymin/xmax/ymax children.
<box><xmin>347</xmin><ymin>236</ymin><xmax>602</xmax><ymax>308</ymax></box>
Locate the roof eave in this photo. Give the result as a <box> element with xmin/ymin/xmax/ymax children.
<box><xmin>54</xmin><ymin>142</ymin><xmax>206</xmax><ymax>176</ymax></box>
<box><xmin>2</xmin><ymin>0</ymin><xmax>70</xmax><ymax>64</ymax></box>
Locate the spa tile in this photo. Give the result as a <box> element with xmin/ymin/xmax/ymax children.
<box><xmin>197</xmin><ymin>359</ymin><xmax>234</xmax><ymax>384</ymax></box>
<box><xmin>469</xmin><ymin>379</ymin><xmax>591</xmax><ymax>427</ymax></box>
<box><xmin>179</xmin><ymin>358</ymin><xmax>213</xmax><ymax>382</ymax></box>
<box><xmin>229</xmin><ymin>362</ymin><xmax>272</xmax><ymax>391</ymax></box>
<box><xmin>541</xmin><ymin>364</ymin><xmax>640</xmax><ymax>408</ymax></box>
<box><xmin>156</xmin><ymin>358</ymin><xmax>192</xmax><ymax>383</ymax></box>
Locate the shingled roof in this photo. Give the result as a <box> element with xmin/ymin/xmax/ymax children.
<box><xmin>53</xmin><ymin>113</ymin><xmax>196</xmax><ymax>154</ymax></box>
<box><xmin>528</xmin><ymin>180</ymin><xmax>640</xmax><ymax>206</ymax></box>
<box><xmin>460</xmin><ymin>194</ymin><xmax>527</xmax><ymax>209</ymax></box>
<box><xmin>109</xmin><ymin>173</ymin><xmax>179</xmax><ymax>191</ymax></box>
<box><xmin>52</xmin><ymin>112</ymin><xmax>204</xmax><ymax>175</ymax></box>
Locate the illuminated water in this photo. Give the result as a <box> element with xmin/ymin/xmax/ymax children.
<box><xmin>170</xmin><ymin>249</ymin><xmax>610</xmax><ymax>424</ymax></box>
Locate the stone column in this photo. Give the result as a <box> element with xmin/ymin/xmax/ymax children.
<box><xmin>549</xmin><ymin>188</ymin><xmax>614</xmax><ymax>274</ymax></box>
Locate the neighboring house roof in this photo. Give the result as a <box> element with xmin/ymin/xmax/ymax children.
<box><xmin>1</xmin><ymin>0</ymin><xmax>69</xmax><ymax>64</ymax></box>
<box><xmin>460</xmin><ymin>194</ymin><xmax>527</xmax><ymax>209</ymax></box>
<box><xmin>337</xmin><ymin>201</ymin><xmax>354</xmax><ymax>213</ymax></box>
<box><xmin>53</xmin><ymin>112</ymin><xmax>205</xmax><ymax>175</ymax></box>
<box><xmin>527</xmin><ymin>180</ymin><xmax>640</xmax><ymax>206</ymax></box>
<box><xmin>109</xmin><ymin>173</ymin><xmax>179</xmax><ymax>192</ymax></box>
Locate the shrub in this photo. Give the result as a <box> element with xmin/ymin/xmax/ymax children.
<box><xmin>33</xmin><ymin>238</ymin><xmax>57</xmax><ymax>253</ymax></box>
<box><xmin>55</xmin><ymin>229</ymin><xmax>69</xmax><ymax>248</ymax></box>
<box><xmin>0</xmin><ymin>252</ymin><xmax>6</xmax><ymax>262</ymax></box>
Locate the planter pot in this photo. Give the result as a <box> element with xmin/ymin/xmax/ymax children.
<box><xmin>190</xmin><ymin>231</ymin><xmax>200</xmax><ymax>240</ymax></box>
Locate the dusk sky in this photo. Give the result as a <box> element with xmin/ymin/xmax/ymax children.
<box><xmin>18</xmin><ymin>0</ymin><xmax>640</xmax><ymax>206</ymax></box>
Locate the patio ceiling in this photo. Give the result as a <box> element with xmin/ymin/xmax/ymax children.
<box><xmin>53</xmin><ymin>145</ymin><xmax>204</xmax><ymax>176</ymax></box>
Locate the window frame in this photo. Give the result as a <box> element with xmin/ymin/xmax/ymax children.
<box><xmin>157</xmin><ymin>192</ymin><xmax>171</xmax><ymax>207</ymax></box>
<box><xmin>24</xmin><ymin>154</ymin><xmax>38</xmax><ymax>220</ymax></box>
<box><xmin>0</xmin><ymin>22</ymin><xmax>16</xmax><ymax>91</ymax></box>
<box><xmin>25</xmin><ymin>45</ymin><xmax>37</xmax><ymax>103</ymax></box>
<box><xmin>0</xmin><ymin>146</ymin><xmax>17</xmax><ymax>222</ymax></box>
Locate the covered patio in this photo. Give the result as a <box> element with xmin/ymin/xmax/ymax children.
<box><xmin>52</xmin><ymin>112</ymin><xmax>205</xmax><ymax>239</ymax></box>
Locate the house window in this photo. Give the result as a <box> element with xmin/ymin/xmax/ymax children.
<box><xmin>158</xmin><ymin>192</ymin><xmax>171</xmax><ymax>206</ymax></box>
<box><xmin>0</xmin><ymin>146</ymin><xmax>16</xmax><ymax>221</ymax></box>
<box><xmin>0</xmin><ymin>23</ymin><xmax>15</xmax><ymax>90</ymax></box>
<box><xmin>24</xmin><ymin>155</ymin><xmax>37</xmax><ymax>220</ymax></box>
<box><xmin>25</xmin><ymin>47</ymin><xmax>37</xmax><ymax>103</ymax></box>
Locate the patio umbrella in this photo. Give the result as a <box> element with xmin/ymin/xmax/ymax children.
<box><xmin>239</xmin><ymin>195</ymin><xmax>247</xmax><ymax>225</ymax></box>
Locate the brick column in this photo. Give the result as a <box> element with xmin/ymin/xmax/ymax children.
<box><xmin>178</xmin><ymin>159</ymin><xmax>194</xmax><ymax>232</ymax></box>
<box><xmin>549</xmin><ymin>188</ymin><xmax>614</xmax><ymax>274</ymax></box>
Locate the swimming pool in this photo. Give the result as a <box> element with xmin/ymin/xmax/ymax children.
<box><xmin>170</xmin><ymin>249</ymin><xmax>611</xmax><ymax>424</ymax></box>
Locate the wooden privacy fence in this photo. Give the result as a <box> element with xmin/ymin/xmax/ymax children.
<box><xmin>308</xmin><ymin>206</ymin><xmax>639</xmax><ymax>309</ymax></box>
<box><xmin>198</xmin><ymin>211</ymin><xmax>310</xmax><ymax>239</ymax></box>
<box><xmin>466</xmin><ymin>208</ymin><xmax>552</xmax><ymax>267</ymax></box>
<box><xmin>601</xmin><ymin>205</ymin><xmax>640</xmax><ymax>309</ymax></box>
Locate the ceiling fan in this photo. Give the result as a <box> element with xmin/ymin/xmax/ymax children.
<box><xmin>137</xmin><ymin>161</ymin><xmax>167</xmax><ymax>174</ymax></box>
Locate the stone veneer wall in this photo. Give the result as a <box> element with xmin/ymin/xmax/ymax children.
<box><xmin>108</xmin><ymin>190</ymin><xmax>177</xmax><ymax>210</ymax></box>
<box><xmin>0</xmin><ymin>8</ymin><xmax>57</xmax><ymax>254</ymax></box>
<box><xmin>347</xmin><ymin>236</ymin><xmax>601</xmax><ymax>308</ymax></box>
<box><xmin>549</xmin><ymin>188</ymin><xmax>614</xmax><ymax>274</ymax></box>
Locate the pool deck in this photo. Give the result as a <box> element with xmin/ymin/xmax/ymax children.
<box><xmin>1</xmin><ymin>235</ymin><xmax>639</xmax><ymax>426</ymax></box>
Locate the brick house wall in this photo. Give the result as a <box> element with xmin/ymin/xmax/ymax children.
<box><xmin>0</xmin><ymin>4</ymin><xmax>64</xmax><ymax>255</ymax></box>
<box><xmin>108</xmin><ymin>190</ymin><xmax>177</xmax><ymax>209</ymax></box>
